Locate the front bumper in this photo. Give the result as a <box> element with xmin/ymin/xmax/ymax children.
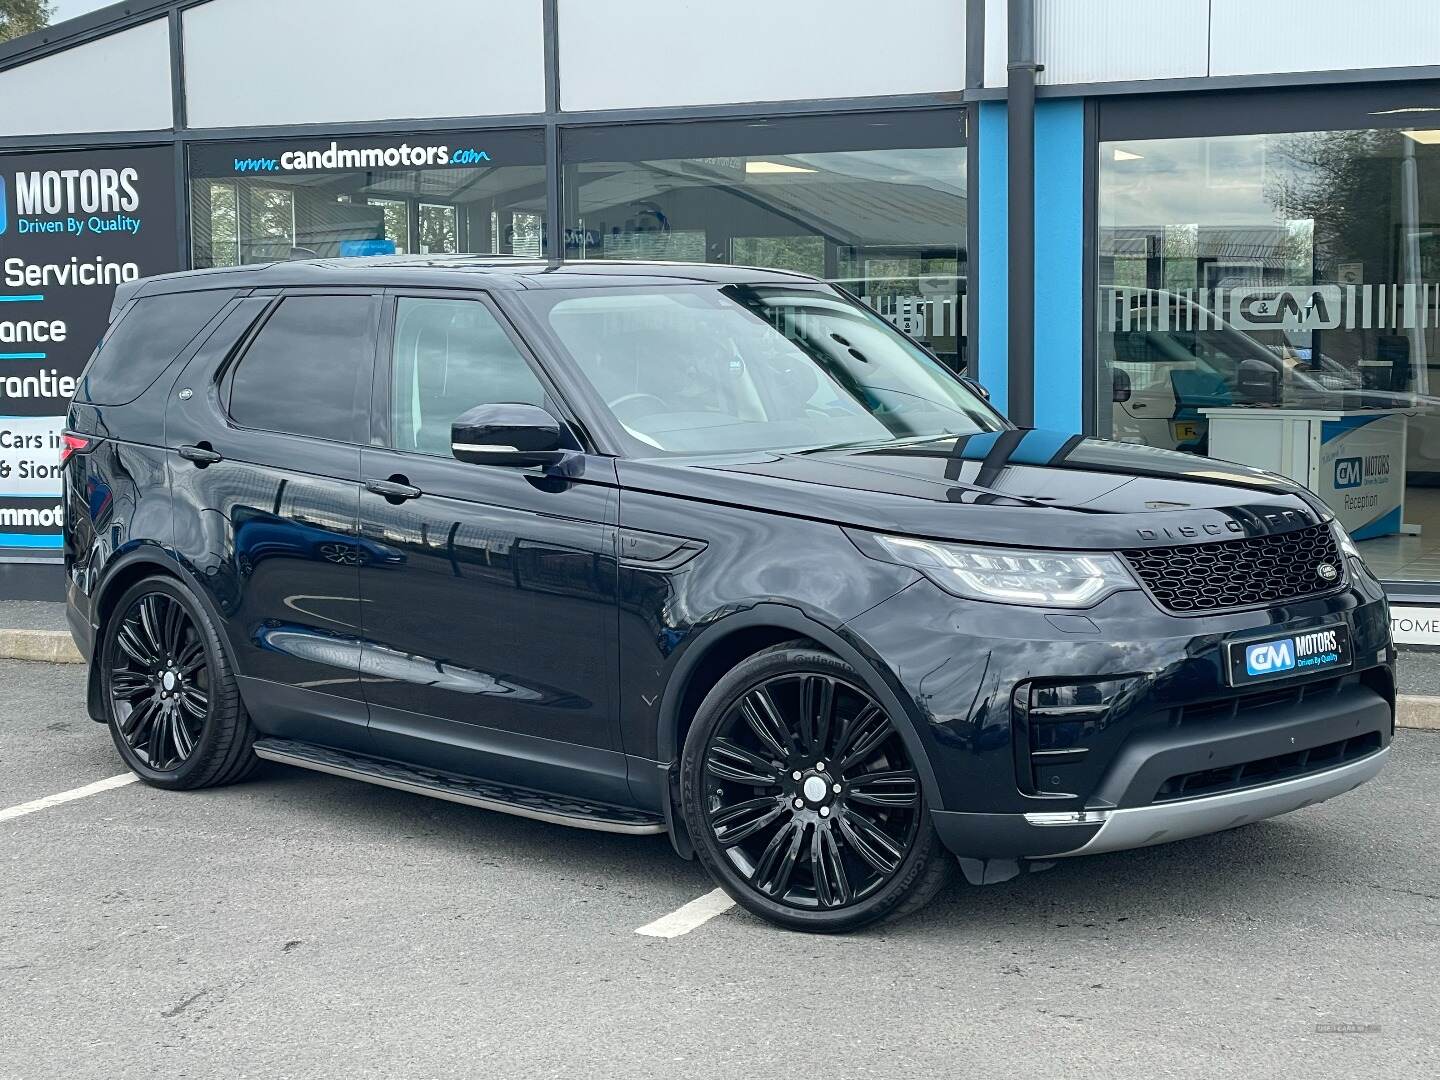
<box><xmin>842</xmin><ymin>569</ymin><xmax>1395</xmax><ymax>862</ymax></box>
<box><xmin>1032</xmin><ymin>745</ymin><xmax>1389</xmax><ymax>857</ymax></box>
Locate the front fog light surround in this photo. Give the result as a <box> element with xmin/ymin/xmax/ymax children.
<box><xmin>874</xmin><ymin>535</ymin><xmax>1139</xmax><ymax>609</ymax></box>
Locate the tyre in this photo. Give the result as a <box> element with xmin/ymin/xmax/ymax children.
<box><xmin>99</xmin><ymin>575</ymin><xmax>258</xmax><ymax>790</ymax></box>
<box><xmin>680</xmin><ymin>643</ymin><xmax>951</xmax><ymax>933</ymax></box>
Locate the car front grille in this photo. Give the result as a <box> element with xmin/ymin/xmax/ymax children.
<box><xmin>1120</xmin><ymin>522</ymin><xmax>1343</xmax><ymax>614</ymax></box>
<box><xmin>1178</xmin><ymin>674</ymin><xmax>1347</xmax><ymax>726</ymax></box>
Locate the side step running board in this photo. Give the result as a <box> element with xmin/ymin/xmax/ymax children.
<box><xmin>252</xmin><ymin>738</ymin><xmax>666</xmax><ymax>836</ymax></box>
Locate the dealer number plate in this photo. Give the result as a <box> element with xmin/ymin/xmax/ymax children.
<box><xmin>1226</xmin><ymin>624</ymin><xmax>1352</xmax><ymax>687</ymax></box>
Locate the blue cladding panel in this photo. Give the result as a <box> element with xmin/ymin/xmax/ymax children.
<box><xmin>976</xmin><ymin>100</ymin><xmax>1009</xmax><ymax>415</ymax></box>
<box><xmin>1032</xmin><ymin>98</ymin><xmax>1085</xmax><ymax>433</ymax></box>
<box><xmin>977</xmin><ymin>98</ymin><xmax>1085</xmax><ymax>430</ymax></box>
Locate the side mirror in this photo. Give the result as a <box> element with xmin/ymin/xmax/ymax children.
<box><xmin>1112</xmin><ymin>367</ymin><xmax>1132</xmax><ymax>403</ymax></box>
<box><xmin>452</xmin><ymin>403</ymin><xmax>567</xmax><ymax>468</ymax></box>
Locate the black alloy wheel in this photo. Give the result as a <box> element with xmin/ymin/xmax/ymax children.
<box><xmin>100</xmin><ymin>576</ymin><xmax>259</xmax><ymax>789</ymax></box>
<box><xmin>681</xmin><ymin>644</ymin><xmax>951</xmax><ymax>932</ymax></box>
<box><xmin>108</xmin><ymin>591</ymin><xmax>209</xmax><ymax>770</ymax></box>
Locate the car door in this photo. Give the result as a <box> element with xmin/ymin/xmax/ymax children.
<box><xmin>356</xmin><ymin>290</ymin><xmax>625</xmax><ymax>803</ymax></box>
<box><xmin>167</xmin><ymin>287</ymin><xmax>380</xmax><ymax>752</ymax></box>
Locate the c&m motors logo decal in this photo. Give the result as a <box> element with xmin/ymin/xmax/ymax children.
<box><xmin>1244</xmin><ymin>629</ymin><xmax>1343</xmax><ymax>677</ymax></box>
<box><xmin>1335</xmin><ymin>457</ymin><xmax>1362</xmax><ymax>489</ymax></box>
<box><xmin>1245</xmin><ymin>639</ymin><xmax>1296</xmax><ymax>676</ymax></box>
<box><xmin>1333</xmin><ymin>453</ymin><xmax>1390</xmax><ymax>491</ymax></box>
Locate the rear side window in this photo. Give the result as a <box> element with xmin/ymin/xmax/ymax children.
<box><xmin>228</xmin><ymin>294</ymin><xmax>377</xmax><ymax>443</ymax></box>
<box><xmin>76</xmin><ymin>290</ymin><xmax>233</xmax><ymax>406</ymax></box>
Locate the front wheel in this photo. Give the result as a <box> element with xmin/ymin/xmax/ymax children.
<box><xmin>99</xmin><ymin>575</ymin><xmax>258</xmax><ymax>789</ymax></box>
<box><xmin>680</xmin><ymin>644</ymin><xmax>951</xmax><ymax>933</ymax></box>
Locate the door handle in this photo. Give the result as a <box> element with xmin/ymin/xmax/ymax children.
<box><xmin>177</xmin><ymin>443</ymin><xmax>223</xmax><ymax>466</ymax></box>
<box><xmin>365</xmin><ymin>476</ymin><xmax>422</xmax><ymax>502</ymax></box>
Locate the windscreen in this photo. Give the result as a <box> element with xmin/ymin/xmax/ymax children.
<box><xmin>523</xmin><ymin>284</ymin><xmax>1000</xmax><ymax>455</ymax></box>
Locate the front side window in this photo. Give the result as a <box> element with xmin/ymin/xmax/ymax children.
<box><xmin>389</xmin><ymin>297</ymin><xmax>546</xmax><ymax>457</ymax></box>
<box><xmin>228</xmin><ymin>295</ymin><xmax>377</xmax><ymax>443</ymax></box>
<box><xmin>523</xmin><ymin>285</ymin><xmax>998</xmax><ymax>456</ymax></box>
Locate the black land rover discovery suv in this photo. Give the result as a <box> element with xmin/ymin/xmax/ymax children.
<box><xmin>63</xmin><ymin>257</ymin><xmax>1394</xmax><ymax>933</ymax></box>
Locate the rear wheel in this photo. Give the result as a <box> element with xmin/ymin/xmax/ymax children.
<box><xmin>680</xmin><ymin>643</ymin><xmax>951</xmax><ymax>933</ymax></box>
<box><xmin>99</xmin><ymin>576</ymin><xmax>258</xmax><ymax>789</ymax></box>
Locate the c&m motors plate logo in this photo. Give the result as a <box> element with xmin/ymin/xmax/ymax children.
<box><xmin>1243</xmin><ymin>628</ymin><xmax>1345</xmax><ymax>678</ymax></box>
<box><xmin>1245</xmin><ymin>639</ymin><xmax>1296</xmax><ymax>676</ymax></box>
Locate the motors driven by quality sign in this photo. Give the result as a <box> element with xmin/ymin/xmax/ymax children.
<box><xmin>0</xmin><ymin>146</ymin><xmax>178</xmax><ymax>551</ymax></box>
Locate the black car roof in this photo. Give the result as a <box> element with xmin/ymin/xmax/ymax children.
<box><xmin>126</xmin><ymin>255</ymin><xmax>823</xmax><ymax>303</ymax></box>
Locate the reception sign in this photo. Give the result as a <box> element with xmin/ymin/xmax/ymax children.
<box><xmin>0</xmin><ymin>145</ymin><xmax>178</xmax><ymax>551</ymax></box>
<box><xmin>1318</xmin><ymin>413</ymin><xmax>1407</xmax><ymax>540</ymax></box>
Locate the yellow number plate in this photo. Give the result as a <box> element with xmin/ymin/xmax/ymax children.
<box><xmin>1170</xmin><ymin>420</ymin><xmax>1203</xmax><ymax>443</ymax></box>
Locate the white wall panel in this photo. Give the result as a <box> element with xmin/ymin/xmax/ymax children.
<box><xmin>1035</xmin><ymin>0</ymin><xmax>1208</xmax><ymax>84</ymax></box>
<box><xmin>559</xmin><ymin>0</ymin><xmax>964</xmax><ymax>111</ymax></box>
<box><xmin>183</xmin><ymin>0</ymin><xmax>545</xmax><ymax>129</ymax></box>
<box><xmin>0</xmin><ymin>20</ymin><xmax>172</xmax><ymax>136</ymax></box>
<box><xmin>1211</xmin><ymin>0</ymin><xmax>1440</xmax><ymax>76</ymax></box>
<box><xmin>984</xmin><ymin>0</ymin><xmax>1008</xmax><ymax>87</ymax></box>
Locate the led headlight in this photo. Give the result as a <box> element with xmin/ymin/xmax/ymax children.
<box><xmin>874</xmin><ymin>535</ymin><xmax>1138</xmax><ymax>608</ymax></box>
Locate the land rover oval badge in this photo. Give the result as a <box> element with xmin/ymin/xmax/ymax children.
<box><xmin>1316</xmin><ymin>562</ymin><xmax>1339</xmax><ymax>583</ymax></box>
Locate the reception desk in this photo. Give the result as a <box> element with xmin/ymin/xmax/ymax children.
<box><xmin>1200</xmin><ymin>407</ymin><xmax>1410</xmax><ymax>540</ymax></box>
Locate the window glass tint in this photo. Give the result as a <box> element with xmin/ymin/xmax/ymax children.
<box><xmin>390</xmin><ymin>297</ymin><xmax>545</xmax><ymax>456</ymax></box>
<box><xmin>77</xmin><ymin>290</ymin><xmax>233</xmax><ymax>405</ymax></box>
<box><xmin>524</xmin><ymin>285</ymin><xmax>997</xmax><ymax>456</ymax></box>
<box><xmin>229</xmin><ymin>295</ymin><xmax>375</xmax><ymax>442</ymax></box>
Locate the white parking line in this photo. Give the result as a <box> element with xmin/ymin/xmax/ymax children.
<box><xmin>635</xmin><ymin>888</ymin><xmax>736</xmax><ymax>938</ymax></box>
<box><xmin>0</xmin><ymin>773</ymin><xmax>138</xmax><ymax>823</ymax></box>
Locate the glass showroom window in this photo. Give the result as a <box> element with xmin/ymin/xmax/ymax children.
<box><xmin>562</xmin><ymin>110</ymin><xmax>968</xmax><ymax>371</ymax></box>
<box><xmin>1098</xmin><ymin>124</ymin><xmax>1440</xmax><ymax>582</ymax></box>
<box><xmin>188</xmin><ymin>131</ymin><xmax>546</xmax><ymax>267</ymax></box>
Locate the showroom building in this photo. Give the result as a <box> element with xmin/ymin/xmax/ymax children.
<box><xmin>3</xmin><ymin>0</ymin><xmax>1440</xmax><ymax>641</ymax></box>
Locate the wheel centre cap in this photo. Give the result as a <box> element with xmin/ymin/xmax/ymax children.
<box><xmin>802</xmin><ymin>775</ymin><xmax>829</xmax><ymax>804</ymax></box>
<box><xmin>162</xmin><ymin>671</ymin><xmax>177</xmax><ymax>692</ymax></box>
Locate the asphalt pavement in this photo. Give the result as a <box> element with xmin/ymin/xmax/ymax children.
<box><xmin>1</xmin><ymin>658</ymin><xmax>1437</xmax><ymax>1079</ymax></box>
